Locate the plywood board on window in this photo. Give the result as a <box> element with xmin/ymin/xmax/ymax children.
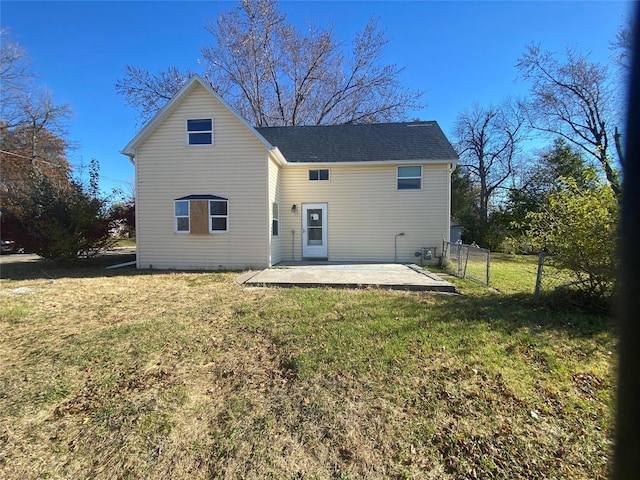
<box><xmin>190</xmin><ymin>200</ymin><xmax>209</xmax><ymax>234</ymax></box>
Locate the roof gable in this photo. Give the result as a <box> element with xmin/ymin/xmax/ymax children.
<box><xmin>121</xmin><ymin>75</ymin><xmax>274</xmax><ymax>160</ymax></box>
<box><xmin>256</xmin><ymin>121</ymin><xmax>459</xmax><ymax>163</ymax></box>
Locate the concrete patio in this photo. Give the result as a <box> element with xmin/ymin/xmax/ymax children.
<box><xmin>238</xmin><ymin>263</ymin><xmax>456</xmax><ymax>292</ymax></box>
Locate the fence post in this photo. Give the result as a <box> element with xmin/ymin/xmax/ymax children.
<box><xmin>535</xmin><ymin>249</ymin><xmax>546</xmax><ymax>298</ymax></box>
<box><xmin>486</xmin><ymin>251</ymin><xmax>491</xmax><ymax>286</ymax></box>
<box><xmin>462</xmin><ymin>245</ymin><xmax>470</xmax><ymax>278</ymax></box>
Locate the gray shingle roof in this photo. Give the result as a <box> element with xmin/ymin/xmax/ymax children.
<box><xmin>256</xmin><ymin>121</ymin><xmax>458</xmax><ymax>163</ymax></box>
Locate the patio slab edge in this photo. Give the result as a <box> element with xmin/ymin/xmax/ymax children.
<box><xmin>239</xmin><ymin>263</ymin><xmax>457</xmax><ymax>293</ymax></box>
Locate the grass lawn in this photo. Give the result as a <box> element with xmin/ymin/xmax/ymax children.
<box><xmin>0</xmin><ymin>255</ymin><xmax>615</xmax><ymax>479</ymax></box>
<box><xmin>113</xmin><ymin>238</ymin><xmax>136</xmax><ymax>248</ymax></box>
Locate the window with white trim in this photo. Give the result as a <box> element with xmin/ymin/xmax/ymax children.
<box><xmin>272</xmin><ymin>203</ymin><xmax>279</xmax><ymax>236</ymax></box>
<box><xmin>209</xmin><ymin>199</ymin><xmax>229</xmax><ymax>233</ymax></box>
<box><xmin>397</xmin><ymin>166</ymin><xmax>422</xmax><ymax>190</ymax></box>
<box><xmin>174</xmin><ymin>200</ymin><xmax>190</xmax><ymax>233</ymax></box>
<box><xmin>309</xmin><ymin>169</ymin><xmax>329</xmax><ymax>181</ymax></box>
<box><xmin>186</xmin><ymin>118</ymin><xmax>213</xmax><ymax>145</ymax></box>
<box><xmin>174</xmin><ymin>195</ymin><xmax>228</xmax><ymax>234</ymax></box>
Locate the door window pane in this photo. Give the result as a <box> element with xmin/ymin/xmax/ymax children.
<box><xmin>307</xmin><ymin>209</ymin><xmax>322</xmax><ymax>226</ymax></box>
<box><xmin>308</xmin><ymin>227</ymin><xmax>322</xmax><ymax>245</ymax></box>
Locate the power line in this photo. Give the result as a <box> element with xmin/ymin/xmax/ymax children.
<box><xmin>0</xmin><ymin>149</ymin><xmax>66</xmax><ymax>168</ymax></box>
<box><xmin>99</xmin><ymin>175</ymin><xmax>133</xmax><ymax>185</ymax></box>
<box><xmin>1</xmin><ymin>149</ymin><xmax>132</xmax><ymax>185</ymax></box>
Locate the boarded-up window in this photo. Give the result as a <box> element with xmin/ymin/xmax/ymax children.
<box><xmin>174</xmin><ymin>195</ymin><xmax>229</xmax><ymax>235</ymax></box>
<box><xmin>190</xmin><ymin>200</ymin><xmax>210</xmax><ymax>234</ymax></box>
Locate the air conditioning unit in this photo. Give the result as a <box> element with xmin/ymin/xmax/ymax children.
<box><xmin>415</xmin><ymin>246</ymin><xmax>438</xmax><ymax>266</ymax></box>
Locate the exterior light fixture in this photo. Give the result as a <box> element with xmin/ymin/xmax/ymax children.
<box><xmin>291</xmin><ymin>204</ymin><xmax>297</xmax><ymax>213</ymax></box>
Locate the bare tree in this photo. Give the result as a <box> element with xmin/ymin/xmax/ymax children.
<box><xmin>454</xmin><ymin>100</ymin><xmax>526</xmax><ymax>244</ymax></box>
<box><xmin>1</xmin><ymin>30</ymin><xmax>72</xmax><ymax>152</ymax></box>
<box><xmin>611</xmin><ymin>18</ymin><xmax>633</xmax><ymax>72</ymax></box>
<box><xmin>115</xmin><ymin>0</ymin><xmax>424</xmax><ymax>126</ymax></box>
<box><xmin>114</xmin><ymin>65</ymin><xmax>194</xmax><ymax>126</ymax></box>
<box><xmin>0</xmin><ymin>28</ymin><xmax>34</xmax><ymax>127</ymax></box>
<box><xmin>14</xmin><ymin>90</ymin><xmax>72</xmax><ymax>161</ymax></box>
<box><xmin>1</xmin><ymin>33</ymin><xmax>73</xmax><ymax>230</ymax></box>
<box><xmin>517</xmin><ymin>43</ymin><xmax>622</xmax><ymax>199</ymax></box>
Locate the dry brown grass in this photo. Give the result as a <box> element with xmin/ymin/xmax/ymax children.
<box><xmin>0</xmin><ymin>258</ymin><xmax>615</xmax><ymax>479</ymax></box>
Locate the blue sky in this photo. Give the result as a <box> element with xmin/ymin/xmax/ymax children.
<box><xmin>2</xmin><ymin>0</ymin><xmax>633</xmax><ymax>195</ymax></box>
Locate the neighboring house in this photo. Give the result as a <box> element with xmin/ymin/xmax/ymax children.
<box><xmin>450</xmin><ymin>218</ymin><xmax>463</xmax><ymax>244</ymax></box>
<box><xmin>121</xmin><ymin>75</ymin><xmax>459</xmax><ymax>270</ymax></box>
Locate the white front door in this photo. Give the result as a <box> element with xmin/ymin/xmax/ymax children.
<box><xmin>302</xmin><ymin>203</ymin><xmax>328</xmax><ymax>258</ymax></box>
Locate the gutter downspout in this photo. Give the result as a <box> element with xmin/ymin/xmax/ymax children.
<box><xmin>122</xmin><ymin>150</ymin><xmax>139</xmax><ymax>269</ymax></box>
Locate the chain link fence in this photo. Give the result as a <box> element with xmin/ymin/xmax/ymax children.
<box><xmin>441</xmin><ymin>241</ymin><xmax>491</xmax><ymax>286</ymax></box>
<box><xmin>534</xmin><ymin>250</ymin><xmax>580</xmax><ymax>298</ymax></box>
<box><xmin>439</xmin><ymin>243</ymin><xmax>604</xmax><ymax>301</ymax></box>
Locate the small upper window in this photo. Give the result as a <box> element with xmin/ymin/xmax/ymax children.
<box><xmin>309</xmin><ymin>169</ymin><xmax>329</xmax><ymax>181</ymax></box>
<box><xmin>174</xmin><ymin>200</ymin><xmax>190</xmax><ymax>232</ymax></box>
<box><xmin>397</xmin><ymin>166</ymin><xmax>422</xmax><ymax>190</ymax></box>
<box><xmin>187</xmin><ymin>118</ymin><xmax>213</xmax><ymax>145</ymax></box>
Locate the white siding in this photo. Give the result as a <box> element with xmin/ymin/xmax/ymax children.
<box><xmin>267</xmin><ymin>156</ymin><xmax>282</xmax><ymax>265</ymax></box>
<box><xmin>135</xmin><ymin>83</ymin><xmax>270</xmax><ymax>270</ymax></box>
<box><xmin>279</xmin><ymin>163</ymin><xmax>451</xmax><ymax>263</ymax></box>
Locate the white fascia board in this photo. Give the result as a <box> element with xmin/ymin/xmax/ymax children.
<box><xmin>120</xmin><ymin>74</ymin><xmax>275</xmax><ymax>160</ymax></box>
<box><xmin>268</xmin><ymin>147</ymin><xmax>288</xmax><ymax>166</ymax></box>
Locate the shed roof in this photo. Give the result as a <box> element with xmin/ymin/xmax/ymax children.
<box><xmin>175</xmin><ymin>194</ymin><xmax>227</xmax><ymax>201</ymax></box>
<box><xmin>256</xmin><ymin>121</ymin><xmax>458</xmax><ymax>164</ymax></box>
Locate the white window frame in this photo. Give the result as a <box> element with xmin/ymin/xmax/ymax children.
<box><xmin>309</xmin><ymin>168</ymin><xmax>330</xmax><ymax>181</ymax></box>
<box><xmin>186</xmin><ymin>118</ymin><xmax>213</xmax><ymax>146</ymax></box>
<box><xmin>272</xmin><ymin>203</ymin><xmax>279</xmax><ymax>237</ymax></box>
<box><xmin>174</xmin><ymin>200</ymin><xmax>190</xmax><ymax>233</ymax></box>
<box><xmin>397</xmin><ymin>165</ymin><xmax>422</xmax><ymax>190</ymax></box>
<box><xmin>209</xmin><ymin>199</ymin><xmax>229</xmax><ymax>233</ymax></box>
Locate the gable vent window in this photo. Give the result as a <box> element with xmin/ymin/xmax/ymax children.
<box><xmin>397</xmin><ymin>166</ymin><xmax>422</xmax><ymax>190</ymax></box>
<box><xmin>309</xmin><ymin>169</ymin><xmax>329</xmax><ymax>181</ymax></box>
<box><xmin>174</xmin><ymin>195</ymin><xmax>228</xmax><ymax>234</ymax></box>
<box><xmin>186</xmin><ymin>118</ymin><xmax>213</xmax><ymax>145</ymax></box>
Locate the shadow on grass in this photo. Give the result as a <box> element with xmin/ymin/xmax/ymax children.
<box><xmin>431</xmin><ymin>290</ymin><xmax>612</xmax><ymax>338</ymax></box>
<box><xmin>2</xmin><ymin>253</ymin><xmax>613</xmax><ymax>339</ymax></box>
<box><xmin>0</xmin><ymin>253</ymin><xmax>142</xmax><ymax>281</ymax></box>
<box><xmin>0</xmin><ymin>252</ymin><xmax>248</xmax><ymax>281</ymax></box>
